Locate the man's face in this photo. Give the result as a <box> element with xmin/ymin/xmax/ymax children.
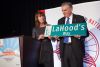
<box><xmin>61</xmin><ymin>5</ymin><xmax>72</xmax><ymax>17</ymax></box>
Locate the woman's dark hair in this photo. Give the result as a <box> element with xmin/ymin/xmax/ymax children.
<box><xmin>35</xmin><ymin>12</ymin><xmax>47</xmax><ymax>27</ymax></box>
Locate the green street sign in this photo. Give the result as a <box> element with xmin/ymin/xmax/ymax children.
<box><xmin>44</xmin><ymin>23</ymin><xmax>87</xmax><ymax>37</ymax></box>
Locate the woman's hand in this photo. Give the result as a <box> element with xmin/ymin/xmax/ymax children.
<box><xmin>48</xmin><ymin>36</ymin><xmax>59</xmax><ymax>40</ymax></box>
<box><xmin>38</xmin><ymin>34</ymin><xmax>44</xmax><ymax>40</ymax></box>
<box><xmin>48</xmin><ymin>36</ymin><xmax>51</xmax><ymax>39</ymax></box>
<box><xmin>53</xmin><ymin>36</ymin><xmax>59</xmax><ymax>40</ymax></box>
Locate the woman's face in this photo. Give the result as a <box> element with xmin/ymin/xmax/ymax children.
<box><xmin>38</xmin><ymin>15</ymin><xmax>45</xmax><ymax>24</ymax></box>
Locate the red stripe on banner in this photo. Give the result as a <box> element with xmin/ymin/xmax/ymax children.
<box><xmin>54</xmin><ymin>48</ymin><xmax>60</xmax><ymax>54</ymax></box>
<box><xmin>38</xmin><ymin>10</ymin><xmax>45</xmax><ymax>14</ymax></box>
<box><xmin>83</xmin><ymin>53</ymin><xmax>96</xmax><ymax>67</ymax></box>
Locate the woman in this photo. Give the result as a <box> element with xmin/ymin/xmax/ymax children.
<box><xmin>32</xmin><ymin>12</ymin><xmax>48</xmax><ymax>67</ymax></box>
<box><xmin>33</xmin><ymin>12</ymin><xmax>47</xmax><ymax>40</ymax></box>
<box><xmin>33</xmin><ymin>12</ymin><xmax>61</xmax><ymax>67</ymax></box>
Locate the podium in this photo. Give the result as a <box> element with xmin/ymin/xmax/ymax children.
<box><xmin>0</xmin><ymin>36</ymin><xmax>23</xmax><ymax>67</ymax></box>
<box><xmin>0</xmin><ymin>36</ymin><xmax>43</xmax><ymax>67</ymax></box>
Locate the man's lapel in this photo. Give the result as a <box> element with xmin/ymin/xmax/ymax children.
<box><xmin>62</xmin><ymin>17</ymin><xmax>66</xmax><ymax>24</ymax></box>
<box><xmin>72</xmin><ymin>14</ymin><xmax>77</xmax><ymax>24</ymax></box>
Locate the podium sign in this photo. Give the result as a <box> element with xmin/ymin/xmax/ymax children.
<box><xmin>0</xmin><ymin>37</ymin><xmax>21</xmax><ymax>67</ymax></box>
<box><xmin>44</xmin><ymin>23</ymin><xmax>87</xmax><ymax>37</ymax></box>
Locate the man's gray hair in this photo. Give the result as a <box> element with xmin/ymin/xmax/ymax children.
<box><xmin>61</xmin><ymin>2</ymin><xmax>73</xmax><ymax>8</ymax></box>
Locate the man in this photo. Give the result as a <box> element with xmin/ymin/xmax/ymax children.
<box><xmin>58</xmin><ymin>2</ymin><xmax>89</xmax><ymax>67</ymax></box>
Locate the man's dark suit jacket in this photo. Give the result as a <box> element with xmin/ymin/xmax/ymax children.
<box><xmin>58</xmin><ymin>14</ymin><xmax>89</xmax><ymax>61</ymax></box>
